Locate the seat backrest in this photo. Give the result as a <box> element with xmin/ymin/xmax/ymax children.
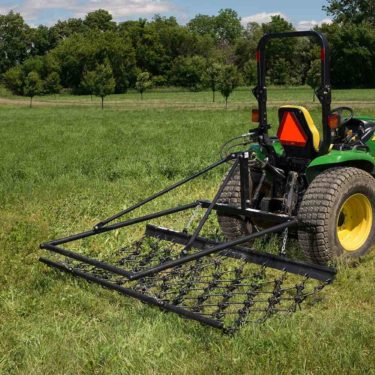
<box><xmin>277</xmin><ymin>106</ymin><xmax>320</xmax><ymax>159</ymax></box>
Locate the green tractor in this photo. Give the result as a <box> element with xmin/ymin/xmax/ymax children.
<box><xmin>219</xmin><ymin>30</ymin><xmax>375</xmax><ymax>265</ymax></box>
<box><xmin>40</xmin><ymin>31</ymin><xmax>374</xmax><ymax>332</ymax></box>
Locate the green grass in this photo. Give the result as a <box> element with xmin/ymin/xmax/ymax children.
<box><xmin>43</xmin><ymin>86</ymin><xmax>375</xmax><ymax>103</ymax></box>
<box><xmin>1</xmin><ymin>90</ymin><xmax>375</xmax><ymax>374</ymax></box>
<box><xmin>3</xmin><ymin>86</ymin><xmax>375</xmax><ymax>108</ymax></box>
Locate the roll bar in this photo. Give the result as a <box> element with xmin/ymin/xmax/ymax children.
<box><xmin>252</xmin><ymin>31</ymin><xmax>332</xmax><ymax>155</ymax></box>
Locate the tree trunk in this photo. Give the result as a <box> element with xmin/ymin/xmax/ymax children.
<box><xmin>225</xmin><ymin>97</ymin><xmax>228</xmax><ymax>109</ymax></box>
<box><xmin>101</xmin><ymin>96</ymin><xmax>104</xmax><ymax>109</ymax></box>
<box><xmin>212</xmin><ymin>89</ymin><xmax>215</xmax><ymax>103</ymax></box>
<box><xmin>30</xmin><ymin>96</ymin><xmax>33</xmax><ymax>108</ymax></box>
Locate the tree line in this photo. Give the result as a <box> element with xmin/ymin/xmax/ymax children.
<box><xmin>0</xmin><ymin>0</ymin><xmax>374</xmax><ymax>106</ymax></box>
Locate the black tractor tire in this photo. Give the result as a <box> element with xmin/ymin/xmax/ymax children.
<box><xmin>217</xmin><ymin>165</ymin><xmax>256</xmax><ymax>245</ymax></box>
<box><xmin>298</xmin><ymin>167</ymin><xmax>375</xmax><ymax>265</ymax></box>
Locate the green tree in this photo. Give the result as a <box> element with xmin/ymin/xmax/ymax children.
<box><xmin>23</xmin><ymin>71</ymin><xmax>44</xmax><ymax>107</ymax></box>
<box><xmin>81</xmin><ymin>70</ymin><xmax>96</xmax><ymax>100</ymax></box>
<box><xmin>218</xmin><ymin>65</ymin><xmax>240</xmax><ymax>108</ymax></box>
<box><xmin>243</xmin><ymin>60</ymin><xmax>257</xmax><ymax>86</ymax></box>
<box><xmin>0</xmin><ymin>11</ymin><xmax>31</xmax><ymax>74</ymax></box>
<box><xmin>50</xmin><ymin>18</ymin><xmax>87</xmax><ymax>42</ymax></box>
<box><xmin>152</xmin><ymin>75</ymin><xmax>167</xmax><ymax>87</ymax></box>
<box><xmin>323</xmin><ymin>0</ymin><xmax>374</xmax><ymax>25</ymax></box>
<box><xmin>204</xmin><ymin>63</ymin><xmax>222</xmax><ymax>102</ymax></box>
<box><xmin>3</xmin><ymin>66</ymin><xmax>24</xmax><ymax>95</ymax></box>
<box><xmin>44</xmin><ymin>72</ymin><xmax>61</xmax><ymax>97</ymax></box>
<box><xmin>269</xmin><ymin>58</ymin><xmax>291</xmax><ymax>86</ymax></box>
<box><xmin>171</xmin><ymin>55</ymin><xmax>207</xmax><ymax>91</ymax></box>
<box><xmin>261</xmin><ymin>16</ymin><xmax>296</xmax><ymax>85</ymax></box>
<box><xmin>318</xmin><ymin>22</ymin><xmax>375</xmax><ymax>87</ymax></box>
<box><xmin>293</xmin><ymin>38</ymin><xmax>319</xmax><ymax>86</ymax></box>
<box><xmin>215</xmin><ymin>9</ymin><xmax>243</xmax><ymax>45</ymax></box>
<box><xmin>92</xmin><ymin>61</ymin><xmax>116</xmax><ymax>109</ymax></box>
<box><xmin>306</xmin><ymin>60</ymin><xmax>321</xmax><ymax>101</ymax></box>
<box><xmin>21</xmin><ymin>56</ymin><xmax>44</xmax><ymax>76</ymax></box>
<box><xmin>135</xmin><ymin>71</ymin><xmax>152</xmax><ymax>99</ymax></box>
<box><xmin>122</xmin><ymin>21</ymin><xmax>169</xmax><ymax>78</ymax></box>
<box><xmin>3</xmin><ymin>54</ymin><xmax>60</xmax><ymax>95</ymax></box>
<box><xmin>84</xmin><ymin>9</ymin><xmax>116</xmax><ymax>31</ymax></box>
<box><xmin>51</xmin><ymin>31</ymin><xmax>136</xmax><ymax>92</ymax></box>
<box><xmin>187</xmin><ymin>9</ymin><xmax>242</xmax><ymax>45</ymax></box>
<box><xmin>234</xmin><ymin>22</ymin><xmax>263</xmax><ymax>70</ymax></box>
<box><xmin>187</xmin><ymin>14</ymin><xmax>216</xmax><ymax>38</ymax></box>
<box><xmin>29</xmin><ymin>25</ymin><xmax>57</xmax><ymax>56</ymax></box>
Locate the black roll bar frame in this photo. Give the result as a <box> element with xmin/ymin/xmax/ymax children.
<box><xmin>253</xmin><ymin>31</ymin><xmax>332</xmax><ymax>155</ymax></box>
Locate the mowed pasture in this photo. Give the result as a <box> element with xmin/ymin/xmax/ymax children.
<box><xmin>1</xmin><ymin>87</ymin><xmax>375</xmax><ymax>375</ymax></box>
<box><xmin>1</xmin><ymin>85</ymin><xmax>375</xmax><ymax>109</ymax></box>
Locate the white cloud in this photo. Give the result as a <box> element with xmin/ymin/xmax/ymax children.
<box><xmin>296</xmin><ymin>18</ymin><xmax>332</xmax><ymax>31</ymax></box>
<box><xmin>0</xmin><ymin>5</ymin><xmax>18</xmax><ymax>14</ymax></box>
<box><xmin>74</xmin><ymin>0</ymin><xmax>175</xmax><ymax>19</ymax></box>
<box><xmin>3</xmin><ymin>0</ymin><xmax>175</xmax><ymax>22</ymax></box>
<box><xmin>241</xmin><ymin>12</ymin><xmax>333</xmax><ymax>31</ymax></box>
<box><xmin>241</xmin><ymin>12</ymin><xmax>288</xmax><ymax>26</ymax></box>
<box><xmin>1</xmin><ymin>4</ymin><xmax>333</xmax><ymax>31</ymax></box>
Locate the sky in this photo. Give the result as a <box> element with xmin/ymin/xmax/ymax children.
<box><xmin>0</xmin><ymin>0</ymin><xmax>332</xmax><ymax>30</ymax></box>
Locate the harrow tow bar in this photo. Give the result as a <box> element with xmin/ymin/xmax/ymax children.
<box><xmin>93</xmin><ymin>155</ymin><xmax>236</xmax><ymax>230</ymax></box>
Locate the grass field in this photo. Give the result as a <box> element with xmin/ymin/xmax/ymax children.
<box><xmin>2</xmin><ymin>85</ymin><xmax>375</xmax><ymax>109</ymax></box>
<box><xmin>1</xmin><ymin>87</ymin><xmax>375</xmax><ymax>374</ymax></box>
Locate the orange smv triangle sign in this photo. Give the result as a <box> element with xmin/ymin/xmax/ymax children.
<box><xmin>277</xmin><ymin>112</ymin><xmax>308</xmax><ymax>147</ymax></box>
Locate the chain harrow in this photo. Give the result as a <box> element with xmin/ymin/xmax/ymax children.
<box><xmin>39</xmin><ymin>153</ymin><xmax>336</xmax><ymax>333</ymax></box>
<box><xmin>54</xmin><ymin>231</ymin><xmax>331</xmax><ymax>333</ymax></box>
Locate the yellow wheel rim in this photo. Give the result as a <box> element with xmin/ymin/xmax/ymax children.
<box><xmin>337</xmin><ymin>194</ymin><xmax>373</xmax><ymax>252</ymax></box>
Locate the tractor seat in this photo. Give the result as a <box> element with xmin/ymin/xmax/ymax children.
<box><xmin>358</xmin><ymin>119</ymin><xmax>375</xmax><ymax>129</ymax></box>
<box><xmin>347</xmin><ymin>117</ymin><xmax>375</xmax><ymax>131</ymax></box>
<box><xmin>345</xmin><ymin>118</ymin><xmax>375</xmax><ymax>143</ymax></box>
<box><xmin>277</xmin><ymin>106</ymin><xmax>320</xmax><ymax>159</ymax></box>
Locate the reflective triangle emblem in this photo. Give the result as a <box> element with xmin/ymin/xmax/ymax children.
<box><xmin>277</xmin><ymin>112</ymin><xmax>308</xmax><ymax>147</ymax></box>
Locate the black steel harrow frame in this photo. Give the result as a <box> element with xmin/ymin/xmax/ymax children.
<box><xmin>40</xmin><ymin>152</ymin><xmax>336</xmax><ymax>333</ymax></box>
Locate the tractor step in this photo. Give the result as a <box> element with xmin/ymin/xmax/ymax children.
<box><xmin>40</xmin><ymin>224</ymin><xmax>335</xmax><ymax>333</ymax></box>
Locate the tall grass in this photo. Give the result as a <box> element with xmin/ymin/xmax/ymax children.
<box><xmin>0</xmin><ymin>98</ymin><xmax>374</xmax><ymax>374</ymax></box>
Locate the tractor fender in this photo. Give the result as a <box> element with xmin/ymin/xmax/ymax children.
<box><xmin>306</xmin><ymin>150</ymin><xmax>375</xmax><ymax>183</ymax></box>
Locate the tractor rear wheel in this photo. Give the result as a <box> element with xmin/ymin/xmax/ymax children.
<box><xmin>298</xmin><ymin>167</ymin><xmax>375</xmax><ymax>265</ymax></box>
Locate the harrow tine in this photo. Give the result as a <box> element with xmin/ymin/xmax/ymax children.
<box><xmin>40</xmin><ymin>257</ymin><xmax>225</xmax><ymax>330</ymax></box>
<box><xmin>126</xmin><ymin>220</ymin><xmax>297</xmax><ymax>280</ymax></box>
<box><xmin>40</xmin><ymin>227</ymin><xmax>334</xmax><ymax>333</ymax></box>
